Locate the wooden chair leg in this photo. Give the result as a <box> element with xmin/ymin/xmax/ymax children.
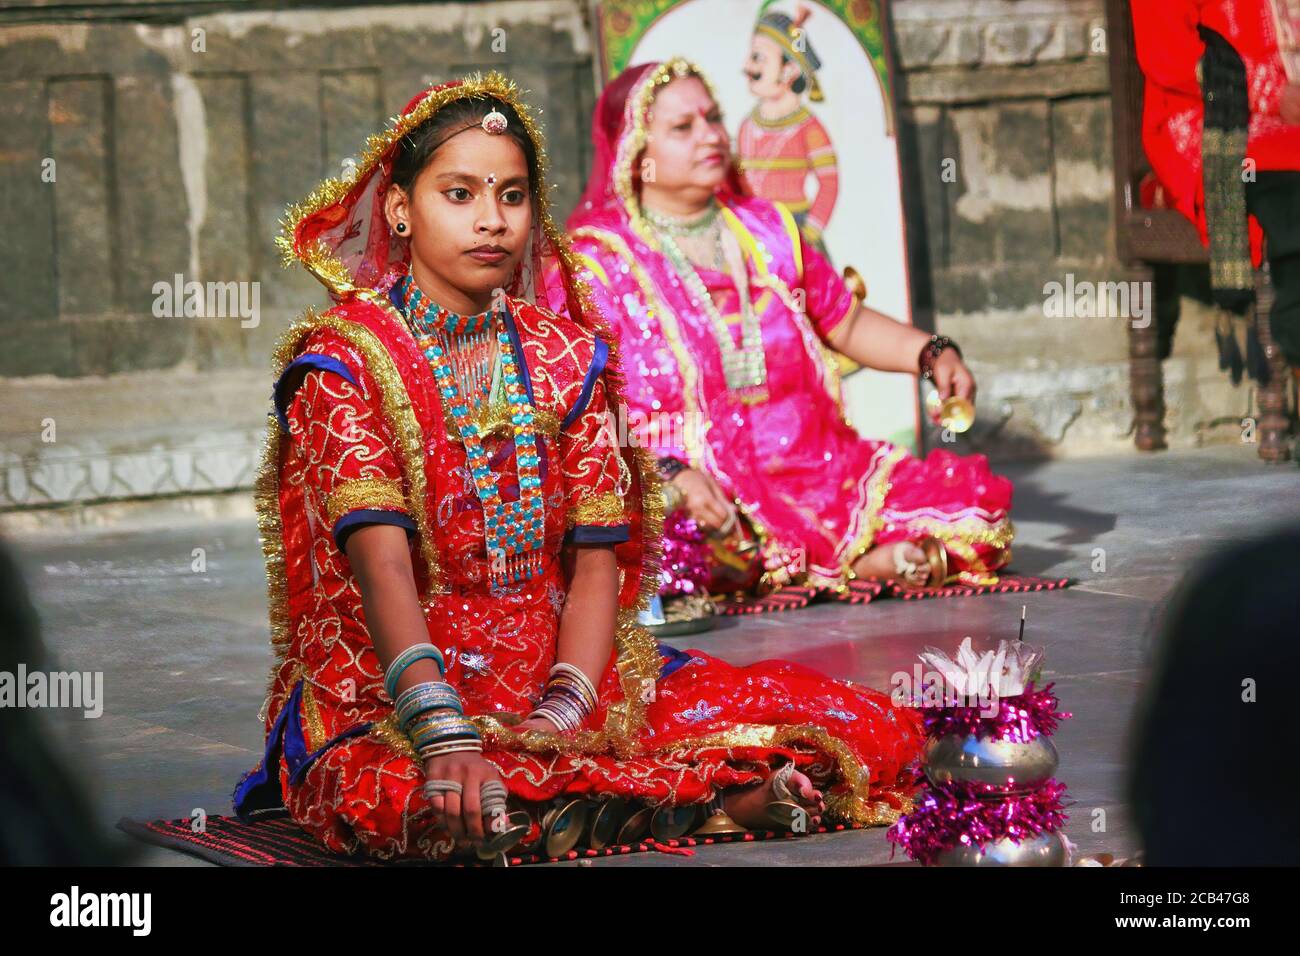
<box><xmin>1253</xmin><ymin>261</ymin><xmax>1292</xmax><ymax>463</ymax></box>
<box><xmin>1129</xmin><ymin>266</ymin><xmax>1167</xmax><ymax>450</ymax></box>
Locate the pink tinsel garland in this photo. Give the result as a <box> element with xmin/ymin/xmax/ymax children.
<box><xmin>887</xmin><ymin>779</ymin><xmax>1070</xmax><ymax>866</ymax></box>
<box><xmin>660</xmin><ymin>510</ymin><xmax>712</xmax><ymax>596</ymax></box>
<box><xmin>918</xmin><ymin>682</ymin><xmax>1071</xmax><ymax>742</ymax></box>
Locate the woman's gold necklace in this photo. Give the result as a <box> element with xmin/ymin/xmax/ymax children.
<box><xmin>646</xmin><ymin>200</ymin><xmax>768</xmax><ymax>403</ymax></box>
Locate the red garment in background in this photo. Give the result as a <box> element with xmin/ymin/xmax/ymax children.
<box><xmin>1132</xmin><ymin>0</ymin><xmax>1300</xmax><ymax>265</ymax></box>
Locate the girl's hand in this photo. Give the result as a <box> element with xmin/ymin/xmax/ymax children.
<box><xmin>931</xmin><ymin>349</ymin><xmax>977</xmax><ymax>404</ymax></box>
<box><xmin>673</xmin><ymin>468</ymin><xmax>736</xmax><ymax>534</ymax></box>
<box><xmin>512</xmin><ymin>715</ymin><xmax>560</xmax><ymax>734</ymax></box>
<box><xmin>423</xmin><ymin>751</ymin><xmax>505</xmax><ymax>847</ymax></box>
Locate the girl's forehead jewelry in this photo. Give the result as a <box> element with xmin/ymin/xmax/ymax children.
<box><xmin>481</xmin><ymin>109</ymin><xmax>508</xmax><ymax>135</ymax></box>
<box><xmin>485</xmin><ymin>174</ymin><xmax>497</xmax><ymax>186</ymax></box>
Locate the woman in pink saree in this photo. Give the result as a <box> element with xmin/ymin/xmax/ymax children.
<box><xmin>560</xmin><ymin>58</ymin><xmax>1015</xmax><ymax>599</ymax></box>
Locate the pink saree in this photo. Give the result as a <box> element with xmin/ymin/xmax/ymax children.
<box><xmin>560</xmin><ymin>59</ymin><xmax>1014</xmax><ymax>591</ymax></box>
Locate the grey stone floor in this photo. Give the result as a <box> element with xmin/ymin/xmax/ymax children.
<box><xmin>6</xmin><ymin>444</ymin><xmax>1299</xmax><ymax>867</ymax></box>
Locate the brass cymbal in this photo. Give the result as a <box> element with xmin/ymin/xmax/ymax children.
<box><xmin>650</xmin><ymin>804</ymin><xmax>700</xmax><ymax>842</ymax></box>
<box><xmin>616</xmin><ymin>805</ymin><xmax>654</xmax><ymax>845</ymax></box>
<box><xmin>693</xmin><ymin>808</ymin><xmax>746</xmax><ymax>836</ymax></box>
<box><xmin>586</xmin><ymin>798</ymin><xmax>627</xmax><ymax>851</ymax></box>
<box><xmin>542</xmin><ymin>799</ymin><xmax>589</xmax><ymax>858</ymax></box>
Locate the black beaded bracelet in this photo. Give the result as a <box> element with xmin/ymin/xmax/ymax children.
<box><xmin>657</xmin><ymin>455</ymin><xmax>687</xmax><ymax>481</ymax></box>
<box><xmin>918</xmin><ymin>334</ymin><xmax>962</xmax><ymax>381</ymax></box>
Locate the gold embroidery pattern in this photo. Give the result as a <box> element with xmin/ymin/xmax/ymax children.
<box><xmin>568</xmin><ymin>491</ymin><xmax>626</xmax><ymax>528</ymax></box>
<box><xmin>324</xmin><ymin>477</ymin><xmax>408</xmax><ymax>527</ymax></box>
<box><xmin>369</xmin><ymin>713</ymin><xmax>900</xmax><ymax>825</ymax></box>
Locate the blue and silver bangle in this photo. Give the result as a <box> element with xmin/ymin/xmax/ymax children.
<box><xmin>395</xmin><ymin>681</ymin><xmax>463</xmax><ymax>729</ymax></box>
<box><xmin>384</xmin><ymin>643</ymin><xmax>447</xmax><ymax>699</ymax></box>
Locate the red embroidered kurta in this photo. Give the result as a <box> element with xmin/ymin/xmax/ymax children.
<box><xmin>233</xmin><ymin>289</ymin><xmax>922</xmax><ymax>860</ymax></box>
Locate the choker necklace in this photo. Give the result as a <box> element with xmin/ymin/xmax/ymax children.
<box><xmin>398</xmin><ymin>274</ymin><xmax>495</xmax><ymax>334</ymax></box>
<box><xmin>398</xmin><ymin>270</ymin><xmax>545</xmax><ymax>586</ymax></box>
<box><xmin>642</xmin><ymin>199</ymin><xmax>720</xmax><ymax>237</ymax></box>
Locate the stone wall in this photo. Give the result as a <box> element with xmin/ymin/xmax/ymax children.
<box><xmin>0</xmin><ymin>0</ymin><xmax>1256</xmax><ymax>512</ymax></box>
<box><xmin>0</xmin><ymin>1</ymin><xmax>597</xmax><ymax>510</ymax></box>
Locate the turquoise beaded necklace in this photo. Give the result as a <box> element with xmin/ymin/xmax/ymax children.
<box><xmin>398</xmin><ymin>272</ymin><xmax>545</xmax><ymax>584</ymax></box>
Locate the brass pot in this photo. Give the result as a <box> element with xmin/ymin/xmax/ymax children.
<box><xmin>923</xmin><ymin>732</ymin><xmax>1058</xmax><ymax>794</ymax></box>
<box><xmin>932</xmin><ymin>830</ymin><xmax>1067</xmax><ymax>867</ymax></box>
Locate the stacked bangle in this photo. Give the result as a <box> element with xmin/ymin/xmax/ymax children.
<box><xmin>385</xmin><ymin>644</ymin><xmax>474</xmax><ymax>760</ymax></box>
<box><xmin>395</xmin><ymin>681</ymin><xmax>463</xmax><ymax>729</ymax></box>
<box><xmin>918</xmin><ymin>334</ymin><xmax>962</xmax><ymax>381</ymax></box>
<box><xmin>528</xmin><ymin>662</ymin><xmax>599</xmax><ymax>733</ymax></box>
<box><xmin>384</xmin><ymin>643</ymin><xmax>447</xmax><ymax>699</ymax></box>
<box><xmin>408</xmin><ymin>710</ymin><xmax>482</xmax><ymax>760</ymax></box>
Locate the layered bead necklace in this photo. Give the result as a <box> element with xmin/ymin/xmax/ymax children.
<box><xmin>398</xmin><ymin>271</ymin><xmax>544</xmax><ymax>585</ymax></box>
<box><xmin>644</xmin><ymin>199</ymin><xmax>769</xmax><ymax>404</ymax></box>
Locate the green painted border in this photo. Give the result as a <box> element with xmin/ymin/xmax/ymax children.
<box><xmin>596</xmin><ymin>0</ymin><xmax>891</xmax><ymax>110</ymax></box>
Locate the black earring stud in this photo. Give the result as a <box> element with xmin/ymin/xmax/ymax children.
<box><xmin>395</xmin><ymin>222</ymin><xmax>407</xmax><ymax>234</ymax></box>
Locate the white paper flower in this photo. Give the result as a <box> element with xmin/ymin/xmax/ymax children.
<box><xmin>918</xmin><ymin>637</ymin><xmax>1045</xmax><ymax>700</ymax></box>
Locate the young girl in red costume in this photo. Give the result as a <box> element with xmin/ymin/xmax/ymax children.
<box><xmin>232</xmin><ymin>72</ymin><xmax>922</xmax><ymax>860</ymax></box>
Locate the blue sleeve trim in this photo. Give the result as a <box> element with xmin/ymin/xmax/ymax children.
<box><xmin>232</xmin><ymin>678</ymin><xmax>376</xmax><ymax>817</ymax></box>
<box><xmin>658</xmin><ymin>642</ymin><xmax>693</xmax><ymax>680</ymax></box>
<box><xmin>564</xmin><ymin>523</ymin><xmax>630</xmax><ymax>546</ymax></box>
<box><xmin>561</xmin><ymin>336</ymin><xmax>610</xmax><ymax>431</ymax></box>
<box><xmin>334</xmin><ymin>509</ymin><xmax>417</xmax><ymax>551</ymax></box>
<box><xmin>273</xmin><ymin>354</ymin><xmax>358</xmax><ymax>433</ymax></box>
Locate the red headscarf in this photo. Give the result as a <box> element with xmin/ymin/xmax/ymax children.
<box><xmin>282</xmin><ymin>71</ymin><xmax>597</xmax><ymax>333</ymax></box>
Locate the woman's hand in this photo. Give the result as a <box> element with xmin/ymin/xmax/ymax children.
<box><xmin>512</xmin><ymin>715</ymin><xmax>560</xmax><ymax>734</ymax></box>
<box><xmin>673</xmin><ymin>468</ymin><xmax>736</xmax><ymax>534</ymax></box>
<box><xmin>423</xmin><ymin>750</ymin><xmax>506</xmax><ymax>847</ymax></box>
<box><xmin>930</xmin><ymin>349</ymin><xmax>977</xmax><ymax>404</ymax></box>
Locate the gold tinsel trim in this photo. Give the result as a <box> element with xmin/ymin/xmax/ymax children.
<box><xmin>567</xmin><ymin>490</ymin><xmax>626</xmax><ymax>528</ymax></box>
<box><xmin>836</xmin><ymin>445</ymin><xmax>911</xmax><ymax>584</ymax></box>
<box><xmin>368</xmin><ymin>712</ymin><xmax>898</xmax><ymax>825</ymax></box>
<box><xmin>253</xmin><ymin>407</ymin><xmax>291</xmax><ymax>726</ymax></box>
<box><xmin>300</xmin><ymin>678</ymin><xmax>326</xmax><ymax>753</ymax></box>
<box><xmin>324</xmin><ymin>477</ymin><xmax>408</xmax><ymax>527</ymax></box>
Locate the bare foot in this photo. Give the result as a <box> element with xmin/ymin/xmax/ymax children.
<box><xmin>723</xmin><ymin>765</ymin><xmax>826</xmax><ymax>830</ymax></box>
<box><xmin>851</xmin><ymin>541</ymin><xmax>930</xmax><ymax>585</ymax></box>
